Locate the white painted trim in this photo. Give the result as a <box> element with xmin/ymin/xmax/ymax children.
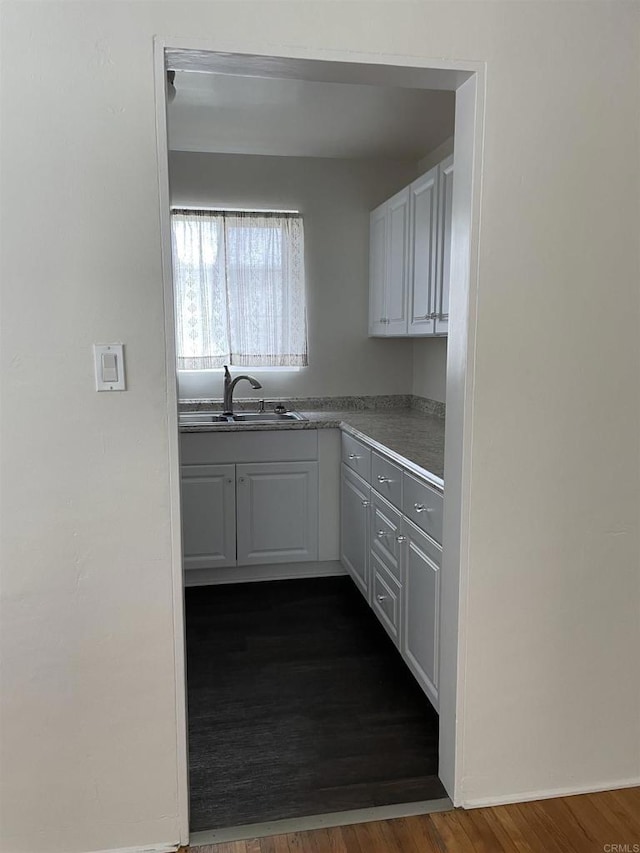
<box><xmin>461</xmin><ymin>777</ymin><xmax>640</xmax><ymax>810</ymax></box>
<box><xmin>172</xmin><ymin>205</ymin><xmax>300</xmax><ymax>214</ymax></box>
<box><xmin>88</xmin><ymin>845</ymin><xmax>179</xmax><ymax>853</ymax></box>
<box><xmin>184</xmin><ymin>560</ymin><xmax>345</xmax><ymax>587</ymax></box>
<box><xmin>155</xmin><ymin>35</ymin><xmax>485</xmax><ymax>838</ymax></box>
<box><xmin>164</xmin><ymin>41</ymin><xmax>479</xmax><ymax>81</ymax></box>
<box><xmin>189</xmin><ymin>798</ymin><xmax>452</xmax><ymax>846</ymax></box>
<box><xmin>438</xmin><ymin>71</ymin><xmax>485</xmax><ymax>807</ymax></box>
<box><xmin>153</xmin><ymin>39</ymin><xmax>189</xmax><ymax>846</ymax></box>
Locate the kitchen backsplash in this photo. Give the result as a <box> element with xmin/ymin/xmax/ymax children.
<box><xmin>180</xmin><ymin>394</ymin><xmax>445</xmax><ymax>418</ymax></box>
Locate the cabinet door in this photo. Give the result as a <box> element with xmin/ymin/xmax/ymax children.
<box><xmin>340</xmin><ymin>464</ymin><xmax>370</xmax><ymax>597</ymax></box>
<box><xmin>236</xmin><ymin>462</ymin><xmax>318</xmax><ymax>566</ymax></box>
<box><xmin>434</xmin><ymin>155</ymin><xmax>454</xmax><ymax>336</ymax></box>
<box><xmin>402</xmin><ymin>519</ymin><xmax>442</xmax><ymax>709</ymax></box>
<box><xmin>408</xmin><ymin>166</ymin><xmax>438</xmax><ymax>336</ymax></box>
<box><xmin>368</xmin><ymin>203</ymin><xmax>388</xmax><ymax>336</ymax></box>
<box><xmin>181</xmin><ymin>464</ymin><xmax>236</xmax><ymax>570</ymax></box>
<box><xmin>385</xmin><ymin>187</ymin><xmax>410</xmax><ymax>335</ymax></box>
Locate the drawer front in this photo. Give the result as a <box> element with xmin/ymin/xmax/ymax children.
<box><xmin>370</xmin><ymin>491</ymin><xmax>403</xmax><ymax>583</ymax></box>
<box><xmin>371</xmin><ymin>555</ymin><xmax>401</xmax><ymax>644</ymax></box>
<box><xmin>402</xmin><ymin>473</ymin><xmax>443</xmax><ymax>544</ymax></box>
<box><xmin>371</xmin><ymin>452</ymin><xmax>402</xmax><ymax>509</ymax></box>
<box><xmin>341</xmin><ymin>432</ymin><xmax>372</xmax><ymax>483</ymax></box>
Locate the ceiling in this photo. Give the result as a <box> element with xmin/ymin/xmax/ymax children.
<box><xmin>167</xmin><ymin>72</ymin><xmax>455</xmax><ymax>160</ymax></box>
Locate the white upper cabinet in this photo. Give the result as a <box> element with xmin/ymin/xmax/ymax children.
<box><xmin>368</xmin><ymin>187</ymin><xmax>410</xmax><ymax>335</ymax></box>
<box><xmin>369</xmin><ymin>155</ymin><xmax>453</xmax><ymax>338</ymax></box>
<box><xmin>434</xmin><ymin>155</ymin><xmax>454</xmax><ymax>336</ymax></box>
<box><xmin>385</xmin><ymin>187</ymin><xmax>410</xmax><ymax>335</ymax></box>
<box><xmin>368</xmin><ymin>204</ymin><xmax>387</xmax><ymax>336</ymax></box>
<box><xmin>408</xmin><ymin>166</ymin><xmax>438</xmax><ymax>335</ymax></box>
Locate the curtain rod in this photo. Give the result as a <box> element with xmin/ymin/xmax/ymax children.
<box><xmin>171</xmin><ymin>206</ymin><xmax>300</xmax><ymax>214</ymax></box>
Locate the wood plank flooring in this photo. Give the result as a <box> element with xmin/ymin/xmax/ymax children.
<box><xmin>187</xmin><ymin>786</ymin><xmax>640</xmax><ymax>852</ymax></box>
<box><xmin>186</xmin><ymin>577</ymin><xmax>445</xmax><ymax>832</ymax></box>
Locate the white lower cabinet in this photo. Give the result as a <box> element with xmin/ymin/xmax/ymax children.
<box><xmin>340</xmin><ymin>464</ymin><xmax>370</xmax><ymax>597</ymax></box>
<box><xmin>339</xmin><ymin>432</ymin><xmax>443</xmax><ymax>710</ymax></box>
<box><xmin>370</xmin><ymin>490</ymin><xmax>403</xmax><ymax>583</ymax></box>
<box><xmin>181</xmin><ymin>464</ymin><xmax>237</xmax><ymax>570</ymax></box>
<box><xmin>369</xmin><ymin>491</ymin><xmax>403</xmax><ymax>646</ymax></box>
<box><xmin>236</xmin><ymin>462</ymin><xmax>319</xmax><ymax>566</ymax></box>
<box><xmin>371</xmin><ymin>554</ymin><xmax>401</xmax><ymax>645</ymax></box>
<box><xmin>402</xmin><ymin>519</ymin><xmax>441</xmax><ymax>710</ymax></box>
<box><xmin>180</xmin><ymin>431</ymin><xmax>322</xmax><ymax>573</ymax></box>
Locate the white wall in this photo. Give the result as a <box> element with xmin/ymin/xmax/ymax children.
<box><xmin>169</xmin><ymin>151</ymin><xmax>418</xmax><ymax>400</ymax></box>
<box><xmin>1</xmin><ymin>3</ymin><xmax>639</xmax><ymax>853</ymax></box>
<box><xmin>413</xmin><ymin>337</ymin><xmax>448</xmax><ymax>403</ymax></box>
<box><xmin>418</xmin><ymin>135</ymin><xmax>454</xmax><ymax>174</ymax></box>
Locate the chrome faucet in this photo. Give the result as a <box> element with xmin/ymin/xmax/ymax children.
<box><xmin>223</xmin><ymin>365</ymin><xmax>262</xmax><ymax>415</ymax></box>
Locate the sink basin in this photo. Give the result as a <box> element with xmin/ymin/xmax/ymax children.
<box><xmin>179</xmin><ymin>413</ymin><xmax>230</xmax><ymax>424</ymax></box>
<box><xmin>179</xmin><ymin>410</ymin><xmax>306</xmax><ymax>425</ymax></box>
<box><xmin>231</xmin><ymin>412</ymin><xmax>306</xmax><ymax>423</ymax></box>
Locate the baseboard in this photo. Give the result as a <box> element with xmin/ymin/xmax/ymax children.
<box><xmin>88</xmin><ymin>845</ymin><xmax>179</xmax><ymax>853</ymax></box>
<box><xmin>189</xmin><ymin>797</ymin><xmax>452</xmax><ymax>846</ymax></box>
<box><xmin>184</xmin><ymin>560</ymin><xmax>346</xmax><ymax>586</ymax></box>
<box><xmin>461</xmin><ymin>776</ymin><xmax>640</xmax><ymax>809</ymax></box>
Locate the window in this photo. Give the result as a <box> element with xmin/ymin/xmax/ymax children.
<box><xmin>171</xmin><ymin>209</ymin><xmax>308</xmax><ymax>369</ymax></box>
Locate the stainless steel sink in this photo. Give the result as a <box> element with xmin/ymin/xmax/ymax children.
<box><xmin>231</xmin><ymin>412</ymin><xmax>306</xmax><ymax>423</ymax></box>
<box><xmin>179</xmin><ymin>410</ymin><xmax>306</xmax><ymax>425</ymax></box>
<box><xmin>179</xmin><ymin>413</ymin><xmax>230</xmax><ymax>424</ymax></box>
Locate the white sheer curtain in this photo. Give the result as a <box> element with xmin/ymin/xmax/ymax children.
<box><xmin>171</xmin><ymin>209</ymin><xmax>308</xmax><ymax>369</ymax></box>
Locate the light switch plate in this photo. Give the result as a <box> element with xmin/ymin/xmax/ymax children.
<box><xmin>94</xmin><ymin>343</ymin><xmax>126</xmax><ymax>391</ymax></box>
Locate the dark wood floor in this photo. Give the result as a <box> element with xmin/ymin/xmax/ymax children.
<box><xmin>186</xmin><ymin>576</ymin><xmax>445</xmax><ymax>832</ymax></box>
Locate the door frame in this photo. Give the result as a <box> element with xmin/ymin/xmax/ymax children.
<box><xmin>153</xmin><ymin>39</ymin><xmax>485</xmax><ymax>845</ymax></box>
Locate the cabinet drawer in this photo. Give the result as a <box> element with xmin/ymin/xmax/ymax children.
<box><xmin>341</xmin><ymin>432</ymin><xmax>371</xmax><ymax>483</ymax></box>
<box><xmin>402</xmin><ymin>473</ymin><xmax>443</xmax><ymax>544</ymax></box>
<box><xmin>370</xmin><ymin>490</ymin><xmax>402</xmax><ymax>583</ymax></box>
<box><xmin>372</xmin><ymin>555</ymin><xmax>401</xmax><ymax>644</ymax></box>
<box><xmin>371</xmin><ymin>452</ymin><xmax>402</xmax><ymax>509</ymax></box>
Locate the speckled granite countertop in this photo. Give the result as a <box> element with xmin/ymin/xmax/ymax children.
<box><xmin>180</xmin><ymin>407</ymin><xmax>445</xmax><ymax>488</ymax></box>
<box><xmin>332</xmin><ymin>410</ymin><xmax>444</xmax><ymax>487</ymax></box>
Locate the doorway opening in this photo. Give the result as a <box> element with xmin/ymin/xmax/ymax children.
<box><xmin>154</xmin><ymin>44</ymin><xmax>483</xmax><ymax>846</ymax></box>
